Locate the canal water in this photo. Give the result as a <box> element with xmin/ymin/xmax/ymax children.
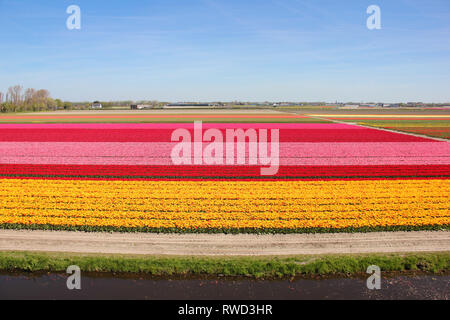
<box><xmin>0</xmin><ymin>272</ymin><xmax>448</xmax><ymax>300</ymax></box>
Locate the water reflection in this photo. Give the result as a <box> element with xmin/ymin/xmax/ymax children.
<box><xmin>0</xmin><ymin>272</ymin><xmax>448</xmax><ymax>300</ymax></box>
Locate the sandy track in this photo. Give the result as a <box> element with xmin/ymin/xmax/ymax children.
<box><xmin>0</xmin><ymin>230</ymin><xmax>449</xmax><ymax>256</ymax></box>
<box><xmin>22</xmin><ymin>109</ymin><xmax>284</xmax><ymax>115</ymax></box>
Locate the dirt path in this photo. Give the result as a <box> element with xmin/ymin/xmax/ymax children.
<box><xmin>0</xmin><ymin>230</ymin><xmax>448</xmax><ymax>256</ymax></box>
<box><xmin>21</xmin><ymin>109</ymin><xmax>284</xmax><ymax>115</ymax></box>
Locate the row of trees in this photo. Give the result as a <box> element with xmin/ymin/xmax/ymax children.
<box><xmin>0</xmin><ymin>85</ymin><xmax>76</xmax><ymax>113</ymax></box>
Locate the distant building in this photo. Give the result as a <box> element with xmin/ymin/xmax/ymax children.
<box><xmin>131</xmin><ymin>104</ymin><xmax>152</xmax><ymax>110</ymax></box>
<box><xmin>91</xmin><ymin>102</ymin><xmax>102</xmax><ymax>109</ymax></box>
<box><xmin>273</xmin><ymin>103</ymin><xmax>293</xmax><ymax>107</ymax></box>
<box><xmin>340</xmin><ymin>104</ymin><xmax>360</xmax><ymax>109</ymax></box>
<box><xmin>164</xmin><ymin>103</ymin><xmax>213</xmax><ymax>109</ymax></box>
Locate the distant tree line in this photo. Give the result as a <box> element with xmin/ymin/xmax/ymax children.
<box><xmin>0</xmin><ymin>85</ymin><xmax>78</xmax><ymax>113</ymax></box>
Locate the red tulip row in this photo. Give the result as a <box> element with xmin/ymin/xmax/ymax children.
<box><xmin>0</xmin><ymin>128</ymin><xmax>433</xmax><ymax>142</ymax></box>
<box><xmin>0</xmin><ymin>164</ymin><xmax>448</xmax><ymax>179</ymax></box>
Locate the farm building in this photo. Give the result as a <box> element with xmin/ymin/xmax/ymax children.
<box><xmin>91</xmin><ymin>102</ymin><xmax>102</xmax><ymax>109</ymax></box>
<box><xmin>164</xmin><ymin>103</ymin><xmax>213</xmax><ymax>109</ymax></box>
<box><xmin>130</xmin><ymin>104</ymin><xmax>152</xmax><ymax>110</ymax></box>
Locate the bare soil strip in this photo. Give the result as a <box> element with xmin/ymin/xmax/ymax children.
<box><xmin>0</xmin><ymin>230</ymin><xmax>448</xmax><ymax>256</ymax></box>
<box><xmin>21</xmin><ymin>109</ymin><xmax>285</xmax><ymax>115</ymax></box>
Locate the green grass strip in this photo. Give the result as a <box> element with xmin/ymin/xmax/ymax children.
<box><xmin>0</xmin><ymin>223</ymin><xmax>448</xmax><ymax>234</ymax></box>
<box><xmin>0</xmin><ymin>251</ymin><xmax>448</xmax><ymax>278</ymax></box>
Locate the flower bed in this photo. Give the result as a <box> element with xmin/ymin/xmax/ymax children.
<box><xmin>0</xmin><ymin>122</ymin><xmax>448</xmax><ymax>233</ymax></box>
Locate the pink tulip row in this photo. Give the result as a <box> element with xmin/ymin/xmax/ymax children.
<box><xmin>0</xmin><ymin>142</ymin><xmax>448</xmax><ymax>166</ymax></box>
<box><xmin>0</xmin><ymin>157</ymin><xmax>447</xmax><ymax>166</ymax></box>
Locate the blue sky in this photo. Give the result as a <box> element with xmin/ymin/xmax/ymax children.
<box><xmin>0</xmin><ymin>0</ymin><xmax>449</xmax><ymax>102</ymax></box>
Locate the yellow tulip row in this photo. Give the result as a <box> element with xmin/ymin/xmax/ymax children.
<box><xmin>0</xmin><ymin>178</ymin><xmax>448</xmax><ymax>231</ymax></box>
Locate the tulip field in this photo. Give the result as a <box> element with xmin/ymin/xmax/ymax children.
<box><xmin>310</xmin><ymin>113</ymin><xmax>450</xmax><ymax>139</ymax></box>
<box><xmin>0</xmin><ymin>113</ymin><xmax>449</xmax><ymax>233</ymax></box>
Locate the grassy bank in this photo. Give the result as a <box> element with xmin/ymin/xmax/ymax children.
<box><xmin>0</xmin><ymin>251</ymin><xmax>448</xmax><ymax>278</ymax></box>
